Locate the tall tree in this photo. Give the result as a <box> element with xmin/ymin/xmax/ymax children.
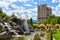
<box><xmin>30</xmin><ymin>18</ymin><xmax>33</xmax><ymax>25</ymax></box>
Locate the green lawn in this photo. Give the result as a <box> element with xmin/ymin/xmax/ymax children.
<box><xmin>46</xmin><ymin>33</ymin><xmax>50</xmax><ymax>40</ymax></box>
<box><xmin>53</xmin><ymin>29</ymin><xmax>60</xmax><ymax>40</ymax></box>
<box><xmin>0</xmin><ymin>37</ymin><xmax>24</xmax><ymax>40</ymax></box>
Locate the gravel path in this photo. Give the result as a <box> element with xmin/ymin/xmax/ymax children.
<box><xmin>24</xmin><ymin>32</ymin><xmax>35</xmax><ymax>40</ymax></box>
<box><xmin>40</xmin><ymin>32</ymin><xmax>47</xmax><ymax>40</ymax></box>
<box><xmin>24</xmin><ymin>31</ymin><xmax>47</xmax><ymax>40</ymax></box>
<box><xmin>0</xmin><ymin>31</ymin><xmax>47</xmax><ymax>40</ymax></box>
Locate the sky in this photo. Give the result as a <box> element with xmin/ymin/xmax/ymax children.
<box><xmin>0</xmin><ymin>0</ymin><xmax>60</xmax><ymax>20</ymax></box>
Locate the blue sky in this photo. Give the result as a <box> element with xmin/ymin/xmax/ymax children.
<box><xmin>0</xmin><ymin>0</ymin><xmax>60</xmax><ymax>20</ymax></box>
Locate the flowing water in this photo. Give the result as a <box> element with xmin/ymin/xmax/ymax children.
<box><xmin>4</xmin><ymin>22</ymin><xmax>18</xmax><ymax>35</ymax></box>
<box><xmin>23</xmin><ymin>19</ymin><xmax>30</xmax><ymax>34</ymax></box>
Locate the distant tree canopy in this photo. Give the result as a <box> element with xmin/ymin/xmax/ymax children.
<box><xmin>27</xmin><ymin>18</ymin><xmax>33</xmax><ymax>26</ymax></box>
<box><xmin>30</xmin><ymin>18</ymin><xmax>33</xmax><ymax>24</ymax></box>
<box><xmin>44</xmin><ymin>15</ymin><xmax>60</xmax><ymax>25</ymax></box>
<box><xmin>0</xmin><ymin>8</ymin><xmax>9</xmax><ymax>19</ymax></box>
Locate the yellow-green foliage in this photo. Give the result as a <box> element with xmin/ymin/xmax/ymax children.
<box><xmin>39</xmin><ymin>24</ymin><xmax>46</xmax><ymax>28</ymax></box>
<box><xmin>32</xmin><ymin>24</ymin><xmax>46</xmax><ymax>28</ymax></box>
<box><xmin>0</xmin><ymin>13</ymin><xmax>9</xmax><ymax>19</ymax></box>
<box><xmin>53</xmin><ymin>30</ymin><xmax>60</xmax><ymax>40</ymax></box>
<box><xmin>55</xmin><ymin>24</ymin><xmax>59</xmax><ymax>29</ymax></box>
<box><xmin>0</xmin><ymin>9</ymin><xmax>9</xmax><ymax>19</ymax></box>
<box><xmin>32</xmin><ymin>24</ymin><xmax>39</xmax><ymax>28</ymax></box>
<box><xmin>46</xmin><ymin>33</ymin><xmax>50</xmax><ymax>40</ymax></box>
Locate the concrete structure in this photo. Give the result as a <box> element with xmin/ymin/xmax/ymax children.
<box><xmin>37</xmin><ymin>4</ymin><xmax>52</xmax><ymax>23</ymax></box>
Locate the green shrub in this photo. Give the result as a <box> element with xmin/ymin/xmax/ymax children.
<box><xmin>32</xmin><ymin>24</ymin><xmax>39</xmax><ymax>28</ymax></box>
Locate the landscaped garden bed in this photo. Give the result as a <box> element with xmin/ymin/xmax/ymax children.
<box><xmin>46</xmin><ymin>32</ymin><xmax>50</xmax><ymax>40</ymax></box>
<box><xmin>46</xmin><ymin>29</ymin><xmax>60</xmax><ymax>40</ymax></box>
<box><xmin>53</xmin><ymin>29</ymin><xmax>60</xmax><ymax>40</ymax></box>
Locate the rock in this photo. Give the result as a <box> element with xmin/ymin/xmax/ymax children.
<box><xmin>10</xmin><ymin>37</ymin><xmax>24</xmax><ymax>40</ymax></box>
<box><xmin>0</xmin><ymin>31</ymin><xmax>8</xmax><ymax>38</ymax></box>
<box><xmin>33</xmin><ymin>33</ymin><xmax>41</xmax><ymax>40</ymax></box>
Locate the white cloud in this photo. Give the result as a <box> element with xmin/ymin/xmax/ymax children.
<box><xmin>14</xmin><ymin>7</ymin><xmax>37</xmax><ymax>20</ymax></box>
<box><xmin>57</xmin><ymin>3</ymin><xmax>60</xmax><ymax>7</ymax></box>
<box><xmin>34</xmin><ymin>7</ymin><xmax>37</xmax><ymax>12</ymax></box>
<box><xmin>24</xmin><ymin>4</ymin><xmax>33</xmax><ymax>6</ymax></box>
<box><xmin>18</xmin><ymin>9</ymin><xmax>32</xmax><ymax>19</ymax></box>
<box><xmin>52</xmin><ymin>0</ymin><xmax>57</xmax><ymax>3</ymax></box>
<box><xmin>10</xmin><ymin>4</ymin><xmax>19</xmax><ymax>10</ymax></box>
<box><xmin>47</xmin><ymin>5</ymin><xmax>60</xmax><ymax>16</ymax></box>
<box><xmin>32</xmin><ymin>17</ymin><xmax>37</xmax><ymax>20</ymax></box>
<box><xmin>6</xmin><ymin>0</ymin><xmax>17</xmax><ymax>4</ymax></box>
<box><xmin>26</xmin><ymin>7</ymin><xmax>37</xmax><ymax>20</ymax></box>
<box><xmin>0</xmin><ymin>0</ymin><xmax>37</xmax><ymax>20</ymax></box>
<box><xmin>17</xmin><ymin>7</ymin><xmax>25</xmax><ymax>13</ymax></box>
<box><xmin>54</xmin><ymin>3</ymin><xmax>60</xmax><ymax>11</ymax></box>
<box><xmin>20</xmin><ymin>14</ymin><xmax>26</xmax><ymax>19</ymax></box>
<box><xmin>0</xmin><ymin>0</ymin><xmax>17</xmax><ymax>6</ymax></box>
<box><xmin>0</xmin><ymin>1</ymin><xmax>9</xmax><ymax>7</ymax></box>
<box><xmin>7</xmin><ymin>10</ymin><xmax>14</xmax><ymax>16</ymax></box>
<box><xmin>0</xmin><ymin>0</ymin><xmax>17</xmax><ymax>10</ymax></box>
<box><xmin>34</xmin><ymin>2</ymin><xmax>38</xmax><ymax>5</ymax></box>
<box><xmin>28</xmin><ymin>7</ymin><xmax>37</xmax><ymax>13</ymax></box>
<box><xmin>44</xmin><ymin>0</ymin><xmax>46</xmax><ymax>1</ymax></box>
<box><xmin>0</xmin><ymin>1</ymin><xmax>10</xmax><ymax>10</ymax></box>
<box><xmin>52</xmin><ymin>0</ymin><xmax>60</xmax><ymax>3</ymax></box>
<box><xmin>27</xmin><ymin>7</ymin><xmax>37</xmax><ymax>20</ymax></box>
<box><xmin>52</xmin><ymin>3</ymin><xmax>60</xmax><ymax>16</ymax></box>
<box><xmin>18</xmin><ymin>0</ymin><xmax>30</xmax><ymax>3</ymax></box>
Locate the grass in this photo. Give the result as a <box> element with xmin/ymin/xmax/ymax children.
<box><xmin>53</xmin><ymin>29</ymin><xmax>60</xmax><ymax>40</ymax></box>
<box><xmin>10</xmin><ymin>37</ymin><xmax>24</xmax><ymax>40</ymax></box>
<box><xmin>46</xmin><ymin>29</ymin><xmax>60</xmax><ymax>40</ymax></box>
<box><xmin>46</xmin><ymin>32</ymin><xmax>50</xmax><ymax>40</ymax></box>
<box><xmin>0</xmin><ymin>37</ymin><xmax>24</xmax><ymax>40</ymax></box>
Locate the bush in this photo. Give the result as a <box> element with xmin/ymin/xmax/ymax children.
<box><xmin>0</xmin><ymin>13</ymin><xmax>9</xmax><ymax>19</ymax></box>
<box><xmin>46</xmin><ymin>24</ymin><xmax>52</xmax><ymax>28</ymax></box>
<box><xmin>39</xmin><ymin>24</ymin><xmax>46</xmax><ymax>28</ymax></box>
<box><xmin>38</xmin><ymin>24</ymin><xmax>46</xmax><ymax>31</ymax></box>
<box><xmin>55</xmin><ymin>24</ymin><xmax>59</xmax><ymax>29</ymax></box>
<box><xmin>32</xmin><ymin>24</ymin><xmax>39</xmax><ymax>28</ymax></box>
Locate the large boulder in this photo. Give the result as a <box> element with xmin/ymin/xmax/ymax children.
<box><xmin>0</xmin><ymin>32</ymin><xmax>8</xmax><ymax>38</ymax></box>
<box><xmin>33</xmin><ymin>33</ymin><xmax>41</xmax><ymax>40</ymax></box>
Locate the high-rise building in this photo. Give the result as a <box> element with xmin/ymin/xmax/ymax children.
<box><xmin>37</xmin><ymin>4</ymin><xmax>52</xmax><ymax>23</ymax></box>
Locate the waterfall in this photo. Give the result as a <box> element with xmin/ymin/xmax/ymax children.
<box><xmin>22</xmin><ymin>19</ymin><xmax>30</xmax><ymax>34</ymax></box>
<box><xmin>4</xmin><ymin>22</ymin><xmax>18</xmax><ymax>35</ymax></box>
